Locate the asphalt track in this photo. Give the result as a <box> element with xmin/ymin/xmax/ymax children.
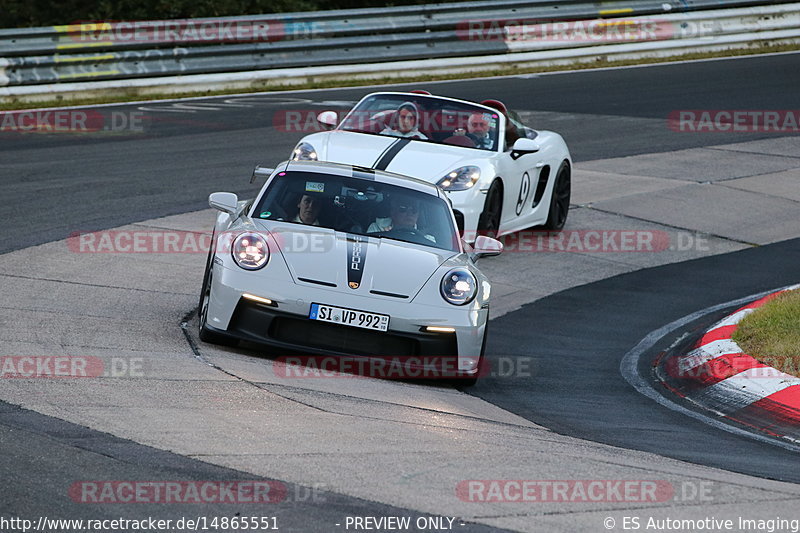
<box><xmin>2</xmin><ymin>52</ymin><xmax>799</xmax><ymax>254</ymax></box>
<box><xmin>471</xmin><ymin>237</ymin><xmax>800</xmax><ymax>482</ymax></box>
<box><xmin>0</xmin><ymin>404</ymin><xmax>500</xmax><ymax>532</ymax></box>
<box><xmin>2</xmin><ymin>52</ymin><xmax>799</xmax><ymax>527</ymax></box>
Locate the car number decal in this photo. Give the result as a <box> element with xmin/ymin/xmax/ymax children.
<box><xmin>515</xmin><ymin>172</ymin><xmax>530</xmax><ymax>216</ymax></box>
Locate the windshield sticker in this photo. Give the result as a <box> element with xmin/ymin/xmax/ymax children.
<box><xmin>259</xmin><ymin>211</ymin><xmax>271</xmax><ymax>219</ymax></box>
<box><xmin>305</xmin><ymin>182</ymin><xmax>325</xmax><ymax>193</ymax></box>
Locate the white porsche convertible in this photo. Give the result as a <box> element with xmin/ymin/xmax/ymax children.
<box><xmin>290</xmin><ymin>91</ymin><xmax>572</xmax><ymax>240</ymax></box>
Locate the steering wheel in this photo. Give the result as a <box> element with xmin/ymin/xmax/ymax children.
<box><xmin>384</xmin><ymin>226</ymin><xmax>436</xmax><ymax>245</ymax></box>
<box><xmin>388</xmin><ymin>227</ymin><xmax>424</xmax><ymax>238</ymax></box>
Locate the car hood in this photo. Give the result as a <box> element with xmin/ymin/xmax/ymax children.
<box><xmin>316</xmin><ymin>130</ymin><xmax>485</xmax><ymax>181</ymax></box>
<box><xmin>254</xmin><ymin>220</ymin><xmax>459</xmax><ymax>299</ymax></box>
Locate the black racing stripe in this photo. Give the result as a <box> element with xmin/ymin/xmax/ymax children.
<box><xmin>351</xmin><ymin>166</ymin><xmax>375</xmax><ymax>180</ymax></box>
<box><xmin>372</xmin><ymin>139</ymin><xmax>397</xmax><ymax>167</ymax></box>
<box><xmin>346</xmin><ymin>234</ymin><xmax>369</xmax><ymax>290</ymax></box>
<box><xmin>373</xmin><ymin>138</ymin><xmax>411</xmax><ymax>170</ymax></box>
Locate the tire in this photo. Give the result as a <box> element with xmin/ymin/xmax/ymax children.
<box><xmin>198</xmin><ymin>240</ymin><xmax>236</xmax><ymax>346</ymax></box>
<box><xmin>477</xmin><ymin>180</ymin><xmax>502</xmax><ymax>238</ymax></box>
<box><xmin>543</xmin><ymin>161</ymin><xmax>571</xmax><ymax>231</ymax></box>
<box><xmin>456</xmin><ymin>370</ymin><xmax>479</xmax><ymax>388</ymax></box>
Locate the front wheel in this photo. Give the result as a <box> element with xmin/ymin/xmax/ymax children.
<box><xmin>198</xmin><ymin>249</ymin><xmax>236</xmax><ymax>346</ymax></box>
<box><xmin>543</xmin><ymin>161</ymin><xmax>571</xmax><ymax>231</ymax></box>
<box><xmin>455</xmin><ymin>367</ymin><xmax>479</xmax><ymax>388</ymax></box>
<box><xmin>477</xmin><ymin>180</ymin><xmax>502</xmax><ymax>238</ymax></box>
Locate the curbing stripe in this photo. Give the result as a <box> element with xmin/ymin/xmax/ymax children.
<box><xmin>708</xmin><ymin>307</ymin><xmax>755</xmax><ymax>329</ymax></box>
<box><xmin>696</xmin><ymin>324</ymin><xmax>738</xmax><ymax>346</ymax></box>
<box><xmin>683</xmin><ymin>353</ymin><xmax>768</xmax><ymax>387</ymax></box>
<box><xmin>693</xmin><ymin>369</ymin><xmax>800</xmax><ymax>415</ymax></box>
<box><xmin>677</xmin><ymin>339</ymin><xmax>743</xmax><ymax>372</ymax></box>
<box><xmin>739</xmin><ymin>291</ymin><xmax>786</xmax><ymax>311</ymax></box>
<box><xmin>731</xmin><ymin>385</ymin><xmax>800</xmax><ymax>441</ymax></box>
<box><xmin>749</xmin><ymin>385</ymin><xmax>800</xmax><ymax>416</ymax></box>
<box><xmin>663</xmin><ymin>283</ymin><xmax>800</xmax><ymax>439</ymax></box>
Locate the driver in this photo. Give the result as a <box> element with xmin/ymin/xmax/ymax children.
<box><xmin>293</xmin><ymin>194</ymin><xmax>322</xmax><ymax>225</ymax></box>
<box><xmin>454</xmin><ymin>111</ymin><xmax>495</xmax><ymax>150</ymax></box>
<box><xmin>380</xmin><ymin>102</ymin><xmax>428</xmax><ymax>140</ymax></box>
<box><xmin>367</xmin><ymin>194</ymin><xmax>435</xmax><ymax>243</ymax></box>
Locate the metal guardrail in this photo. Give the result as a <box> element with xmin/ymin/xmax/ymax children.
<box><xmin>1</xmin><ymin>0</ymin><xmax>798</xmax><ymax>88</ymax></box>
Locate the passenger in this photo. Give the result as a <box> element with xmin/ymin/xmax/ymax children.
<box><xmin>293</xmin><ymin>194</ymin><xmax>322</xmax><ymax>225</ymax></box>
<box><xmin>380</xmin><ymin>102</ymin><xmax>428</xmax><ymax>140</ymax></box>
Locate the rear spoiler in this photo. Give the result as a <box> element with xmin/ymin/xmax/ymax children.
<box><xmin>250</xmin><ymin>166</ymin><xmax>275</xmax><ymax>184</ymax></box>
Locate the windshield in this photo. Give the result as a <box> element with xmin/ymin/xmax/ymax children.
<box><xmin>253</xmin><ymin>171</ymin><xmax>460</xmax><ymax>252</ymax></box>
<box><xmin>338</xmin><ymin>94</ymin><xmax>501</xmax><ymax>152</ymax></box>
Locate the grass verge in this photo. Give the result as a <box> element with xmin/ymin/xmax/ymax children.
<box><xmin>733</xmin><ymin>289</ymin><xmax>800</xmax><ymax>379</ymax></box>
<box><xmin>1</xmin><ymin>42</ymin><xmax>799</xmax><ymax>111</ymax></box>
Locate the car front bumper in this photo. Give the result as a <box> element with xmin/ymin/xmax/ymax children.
<box><xmin>205</xmin><ymin>263</ymin><xmax>488</xmax><ymax>373</ymax></box>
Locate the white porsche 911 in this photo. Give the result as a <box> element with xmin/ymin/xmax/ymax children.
<box><xmin>290</xmin><ymin>91</ymin><xmax>572</xmax><ymax>240</ymax></box>
<box><xmin>198</xmin><ymin>160</ymin><xmax>503</xmax><ymax>382</ymax></box>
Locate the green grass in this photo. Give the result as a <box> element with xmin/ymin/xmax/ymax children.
<box><xmin>733</xmin><ymin>289</ymin><xmax>800</xmax><ymax>378</ymax></box>
<box><xmin>1</xmin><ymin>42</ymin><xmax>799</xmax><ymax>111</ymax></box>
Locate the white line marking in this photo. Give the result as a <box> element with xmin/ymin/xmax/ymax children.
<box><xmin>209</xmin><ymin>101</ymin><xmax>255</xmax><ymax>107</ymax></box>
<box><xmin>136</xmin><ymin>105</ymin><xmax>197</xmax><ymax>113</ymax></box>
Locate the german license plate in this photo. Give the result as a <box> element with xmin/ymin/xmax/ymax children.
<box><xmin>309</xmin><ymin>303</ymin><xmax>389</xmax><ymax>332</ymax></box>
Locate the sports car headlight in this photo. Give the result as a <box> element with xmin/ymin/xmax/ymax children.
<box><xmin>437</xmin><ymin>166</ymin><xmax>480</xmax><ymax>191</ymax></box>
<box><xmin>440</xmin><ymin>268</ymin><xmax>477</xmax><ymax>306</ymax></box>
<box><xmin>232</xmin><ymin>232</ymin><xmax>269</xmax><ymax>270</ymax></box>
<box><xmin>291</xmin><ymin>142</ymin><xmax>318</xmax><ymax>161</ymax></box>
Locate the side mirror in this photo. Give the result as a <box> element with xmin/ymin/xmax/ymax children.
<box><xmin>510</xmin><ymin>138</ymin><xmax>540</xmax><ymax>160</ymax></box>
<box><xmin>472</xmin><ymin>235</ymin><xmax>503</xmax><ymax>259</ymax></box>
<box><xmin>317</xmin><ymin>111</ymin><xmax>338</xmax><ymax>129</ymax></box>
<box><xmin>209</xmin><ymin>192</ymin><xmax>239</xmax><ymax>215</ymax></box>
